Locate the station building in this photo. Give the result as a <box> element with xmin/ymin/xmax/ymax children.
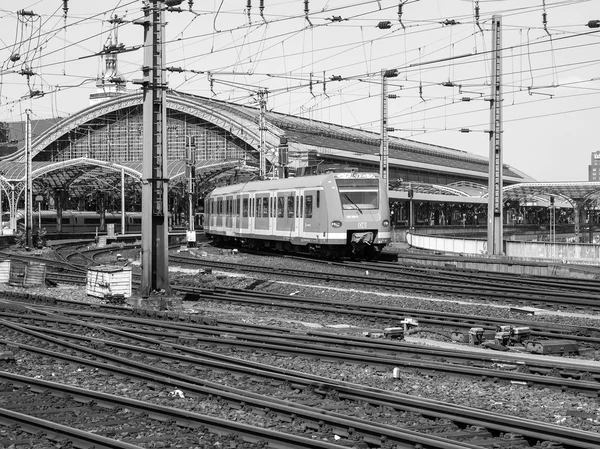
<box><xmin>0</xmin><ymin>86</ymin><xmax>599</xmax><ymax>253</ymax></box>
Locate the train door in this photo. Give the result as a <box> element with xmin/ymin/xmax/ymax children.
<box><xmin>270</xmin><ymin>192</ymin><xmax>276</xmax><ymax>236</ymax></box>
<box><xmin>234</xmin><ymin>195</ymin><xmax>240</xmax><ymax>233</ymax></box>
<box><xmin>294</xmin><ymin>188</ymin><xmax>303</xmax><ymax>240</ymax></box>
<box><xmin>240</xmin><ymin>194</ymin><xmax>249</xmax><ymax>232</ymax></box>
<box><xmin>248</xmin><ymin>193</ymin><xmax>255</xmax><ymax>234</ymax></box>
<box><xmin>275</xmin><ymin>190</ymin><xmax>295</xmax><ymax>235</ymax></box>
<box><xmin>225</xmin><ymin>195</ymin><xmax>233</xmax><ymax>229</ymax></box>
<box><xmin>302</xmin><ymin>189</ymin><xmax>322</xmax><ymax>236</ymax></box>
<box><xmin>216</xmin><ymin>197</ymin><xmax>223</xmax><ymax>228</ymax></box>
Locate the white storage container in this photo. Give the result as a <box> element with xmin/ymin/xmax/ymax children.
<box><xmin>87</xmin><ymin>265</ymin><xmax>132</xmax><ymax>298</ymax></box>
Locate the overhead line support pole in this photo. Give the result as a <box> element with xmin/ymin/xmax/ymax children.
<box><xmin>25</xmin><ymin>109</ymin><xmax>33</xmax><ymax>248</ymax></box>
<box><xmin>487</xmin><ymin>15</ymin><xmax>503</xmax><ymax>256</ymax></box>
<box><xmin>258</xmin><ymin>89</ymin><xmax>267</xmax><ymax>179</ymax></box>
<box><xmin>380</xmin><ymin>69</ymin><xmax>389</xmax><ymax>183</ymax></box>
<box><xmin>140</xmin><ymin>0</ymin><xmax>171</xmax><ymax>297</ymax></box>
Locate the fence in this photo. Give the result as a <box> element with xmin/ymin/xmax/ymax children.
<box><xmin>406</xmin><ymin>231</ymin><xmax>600</xmax><ymax>265</ymax></box>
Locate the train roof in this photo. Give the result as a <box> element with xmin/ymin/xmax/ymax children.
<box><xmin>208</xmin><ymin>172</ymin><xmax>382</xmax><ymax>196</ymax></box>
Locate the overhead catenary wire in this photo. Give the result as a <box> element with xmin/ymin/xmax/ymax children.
<box><xmin>0</xmin><ymin>0</ymin><xmax>597</xmax><ymax>136</ymax></box>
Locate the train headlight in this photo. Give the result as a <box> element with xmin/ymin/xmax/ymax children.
<box><xmin>382</xmin><ymin>219</ymin><xmax>390</xmax><ymax>227</ymax></box>
<box><xmin>331</xmin><ymin>220</ymin><xmax>342</xmax><ymax>228</ymax></box>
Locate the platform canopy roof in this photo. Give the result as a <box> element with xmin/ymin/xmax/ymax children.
<box><xmin>501</xmin><ymin>182</ymin><xmax>600</xmax><ymax>206</ymax></box>
<box><xmin>388</xmin><ymin>181</ymin><xmax>600</xmax><ymax>208</ymax></box>
<box><xmin>0</xmin><ymin>158</ymin><xmax>251</xmax><ymax>196</ymax></box>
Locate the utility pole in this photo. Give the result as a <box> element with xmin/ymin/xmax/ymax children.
<box><xmin>186</xmin><ymin>135</ymin><xmax>196</xmax><ymax>235</ymax></box>
<box><xmin>25</xmin><ymin>109</ymin><xmax>33</xmax><ymax>248</ymax></box>
<box><xmin>258</xmin><ymin>88</ymin><xmax>268</xmax><ymax>179</ymax></box>
<box><xmin>138</xmin><ymin>0</ymin><xmax>171</xmax><ymax>296</ymax></box>
<box><xmin>380</xmin><ymin>69</ymin><xmax>398</xmax><ymax>184</ymax></box>
<box><xmin>487</xmin><ymin>15</ymin><xmax>503</xmax><ymax>256</ymax></box>
<box><xmin>380</xmin><ymin>69</ymin><xmax>389</xmax><ymax>183</ymax></box>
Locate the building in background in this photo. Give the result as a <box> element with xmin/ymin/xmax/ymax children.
<box><xmin>589</xmin><ymin>151</ymin><xmax>600</xmax><ymax>181</ymax></box>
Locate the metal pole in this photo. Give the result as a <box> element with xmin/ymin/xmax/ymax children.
<box><xmin>25</xmin><ymin>109</ymin><xmax>33</xmax><ymax>248</ymax></box>
<box><xmin>0</xmin><ymin>188</ymin><xmax>3</xmax><ymax>236</ymax></box>
<box><xmin>187</xmin><ymin>136</ymin><xmax>195</xmax><ymax>233</ymax></box>
<box><xmin>487</xmin><ymin>15</ymin><xmax>503</xmax><ymax>256</ymax></box>
<box><xmin>121</xmin><ymin>167</ymin><xmax>125</xmax><ymax>234</ymax></box>
<box><xmin>140</xmin><ymin>0</ymin><xmax>171</xmax><ymax>296</ymax></box>
<box><xmin>380</xmin><ymin>69</ymin><xmax>389</xmax><ymax>182</ymax></box>
<box><xmin>258</xmin><ymin>89</ymin><xmax>267</xmax><ymax>179</ymax></box>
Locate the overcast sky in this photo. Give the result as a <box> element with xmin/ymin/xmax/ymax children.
<box><xmin>0</xmin><ymin>0</ymin><xmax>599</xmax><ymax>182</ymax></box>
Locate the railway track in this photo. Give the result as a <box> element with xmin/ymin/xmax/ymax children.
<box><xmin>169</xmin><ymin>255</ymin><xmax>600</xmax><ymax>311</ymax></box>
<box><xmin>6</xmin><ymin>266</ymin><xmax>600</xmax><ymax>347</ymax></box>
<box><xmin>2</xmin><ymin>302</ymin><xmax>599</xmax><ymax>392</ymax></box>
<box><xmin>1</xmin><ymin>314</ymin><xmax>599</xmax><ymax>449</ymax></box>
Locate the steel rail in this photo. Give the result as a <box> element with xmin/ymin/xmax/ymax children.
<box><xmin>169</xmin><ymin>255</ymin><xmax>600</xmax><ymax>309</ymax></box>
<box><xmin>0</xmin><ymin>332</ymin><xmax>481</xmax><ymax>449</ymax></box>
<box><xmin>0</xmin><ymin>407</ymin><xmax>145</xmax><ymax>449</ymax></box>
<box><xmin>6</xmin><ymin>306</ymin><xmax>598</xmax><ymax>384</ymax></box>
<box><xmin>0</xmin><ymin>372</ymin><xmax>347</xmax><ymax>449</ymax></box>
<box><xmin>2</xmin><ymin>321</ymin><xmax>599</xmax><ymax>449</ymax></box>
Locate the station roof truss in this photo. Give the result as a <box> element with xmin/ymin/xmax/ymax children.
<box><xmin>1</xmin><ymin>91</ymin><xmax>534</xmax><ymax>188</ymax></box>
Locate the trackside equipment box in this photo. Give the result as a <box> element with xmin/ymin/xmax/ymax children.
<box><xmin>87</xmin><ymin>265</ymin><xmax>132</xmax><ymax>298</ymax></box>
<box><xmin>7</xmin><ymin>261</ymin><xmax>46</xmax><ymax>287</ymax></box>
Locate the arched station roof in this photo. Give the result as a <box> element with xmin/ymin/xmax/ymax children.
<box><xmin>1</xmin><ymin>91</ymin><xmax>534</xmax><ymax>188</ymax></box>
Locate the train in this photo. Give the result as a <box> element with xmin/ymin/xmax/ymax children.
<box><xmin>2</xmin><ymin>210</ymin><xmax>207</xmax><ymax>236</ymax></box>
<box><xmin>204</xmin><ymin>171</ymin><xmax>392</xmax><ymax>258</ymax></box>
<box><xmin>1</xmin><ymin>210</ymin><xmax>144</xmax><ymax>235</ymax></box>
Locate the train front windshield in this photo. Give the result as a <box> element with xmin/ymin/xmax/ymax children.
<box><xmin>336</xmin><ymin>178</ymin><xmax>379</xmax><ymax>211</ymax></box>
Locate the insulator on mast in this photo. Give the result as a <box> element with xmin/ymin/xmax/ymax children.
<box><xmin>475</xmin><ymin>1</ymin><xmax>482</xmax><ymax>32</ymax></box>
<box><xmin>398</xmin><ymin>2</ymin><xmax>405</xmax><ymax>29</ymax></box>
<box><xmin>304</xmin><ymin>0</ymin><xmax>312</xmax><ymax>26</ymax></box>
<box><xmin>542</xmin><ymin>0</ymin><xmax>549</xmax><ymax>35</ymax></box>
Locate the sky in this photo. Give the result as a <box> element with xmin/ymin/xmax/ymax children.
<box><xmin>0</xmin><ymin>0</ymin><xmax>599</xmax><ymax>182</ymax></box>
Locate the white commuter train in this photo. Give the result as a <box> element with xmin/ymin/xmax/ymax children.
<box><xmin>204</xmin><ymin>172</ymin><xmax>392</xmax><ymax>258</ymax></box>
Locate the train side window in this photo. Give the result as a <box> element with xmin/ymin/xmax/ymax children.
<box><xmin>277</xmin><ymin>196</ymin><xmax>284</xmax><ymax>218</ymax></box>
<box><xmin>296</xmin><ymin>196</ymin><xmax>299</xmax><ymax>218</ymax></box>
<box><xmin>262</xmin><ymin>198</ymin><xmax>269</xmax><ymax>217</ymax></box>
<box><xmin>242</xmin><ymin>198</ymin><xmax>248</xmax><ymax>217</ymax></box>
<box><xmin>255</xmin><ymin>197</ymin><xmax>261</xmax><ymax>217</ymax></box>
<box><xmin>236</xmin><ymin>198</ymin><xmax>240</xmax><ymax>215</ymax></box>
<box><xmin>270</xmin><ymin>197</ymin><xmax>274</xmax><ymax>217</ymax></box>
<box><xmin>300</xmin><ymin>195</ymin><xmax>303</xmax><ymax>218</ymax></box>
<box><xmin>317</xmin><ymin>191</ymin><xmax>320</xmax><ymax>208</ymax></box>
<box><xmin>287</xmin><ymin>195</ymin><xmax>295</xmax><ymax>218</ymax></box>
<box><xmin>305</xmin><ymin>195</ymin><xmax>313</xmax><ymax>218</ymax></box>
